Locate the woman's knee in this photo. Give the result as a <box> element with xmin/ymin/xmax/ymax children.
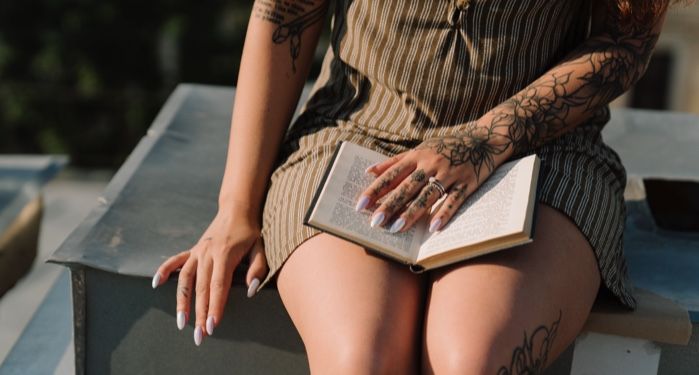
<box><xmin>277</xmin><ymin>233</ymin><xmax>423</xmax><ymax>374</ymax></box>
<box><xmin>308</xmin><ymin>334</ymin><xmax>417</xmax><ymax>374</ymax></box>
<box><xmin>423</xmin><ymin>312</ymin><xmax>567</xmax><ymax>374</ymax></box>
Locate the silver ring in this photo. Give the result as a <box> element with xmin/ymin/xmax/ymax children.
<box><xmin>428</xmin><ymin>176</ymin><xmax>447</xmax><ymax>197</ymax></box>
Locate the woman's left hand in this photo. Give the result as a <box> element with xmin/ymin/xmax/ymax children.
<box><xmin>355</xmin><ymin>130</ymin><xmax>512</xmax><ymax>233</ymax></box>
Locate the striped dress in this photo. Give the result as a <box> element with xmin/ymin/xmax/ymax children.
<box><xmin>260</xmin><ymin>0</ymin><xmax>636</xmax><ymax>308</ymax></box>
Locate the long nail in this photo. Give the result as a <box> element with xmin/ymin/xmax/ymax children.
<box><xmin>355</xmin><ymin>195</ymin><xmax>369</xmax><ymax>211</ymax></box>
<box><xmin>365</xmin><ymin>162</ymin><xmax>379</xmax><ymax>174</ymax></box>
<box><xmin>206</xmin><ymin>316</ymin><xmax>215</xmax><ymax>336</ymax></box>
<box><xmin>194</xmin><ymin>326</ymin><xmax>203</xmax><ymax>346</ymax></box>
<box><xmin>370</xmin><ymin>212</ymin><xmax>385</xmax><ymax>228</ymax></box>
<box><xmin>247</xmin><ymin>278</ymin><xmax>260</xmax><ymax>298</ymax></box>
<box><xmin>429</xmin><ymin>218</ymin><xmax>442</xmax><ymax>233</ymax></box>
<box><xmin>151</xmin><ymin>273</ymin><xmax>161</xmax><ymax>289</ymax></box>
<box><xmin>389</xmin><ymin>218</ymin><xmax>405</xmax><ymax>233</ymax></box>
<box><xmin>177</xmin><ymin>311</ymin><xmax>186</xmax><ymax>330</ymax></box>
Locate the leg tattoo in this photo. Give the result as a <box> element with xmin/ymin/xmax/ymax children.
<box><xmin>497</xmin><ymin>310</ymin><xmax>563</xmax><ymax>375</ymax></box>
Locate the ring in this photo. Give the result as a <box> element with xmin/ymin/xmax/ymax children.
<box><xmin>428</xmin><ymin>176</ymin><xmax>447</xmax><ymax>197</ymax></box>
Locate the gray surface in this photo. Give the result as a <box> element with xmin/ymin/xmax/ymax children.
<box><xmin>83</xmin><ymin>268</ymin><xmax>307</xmax><ymax>374</ymax></box>
<box><xmin>604</xmin><ymin>109</ymin><xmax>699</xmax><ymax>180</ymax></box>
<box><xmin>0</xmin><ymin>271</ymin><xmax>72</xmax><ymax>375</ymax></box>
<box><xmin>48</xmin><ymin>84</ymin><xmax>309</xmax><ymax>278</ymax></box>
<box><xmin>0</xmin><ymin>155</ymin><xmax>67</xmax><ymax>234</ymax></box>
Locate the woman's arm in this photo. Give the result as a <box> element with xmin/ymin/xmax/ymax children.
<box><xmin>360</xmin><ymin>2</ymin><xmax>669</xmax><ymax>234</ymax></box>
<box><xmin>154</xmin><ymin>0</ymin><xmax>329</xmax><ymax>345</ymax></box>
<box><xmin>221</xmin><ymin>0</ymin><xmax>329</xmax><ymax>218</ymax></box>
<box><xmin>476</xmin><ymin>2</ymin><xmax>668</xmax><ymax>166</ymax></box>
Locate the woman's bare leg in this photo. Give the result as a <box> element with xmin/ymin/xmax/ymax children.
<box><xmin>277</xmin><ymin>233</ymin><xmax>425</xmax><ymax>374</ymax></box>
<box><xmin>423</xmin><ymin>203</ymin><xmax>602</xmax><ymax>374</ymax></box>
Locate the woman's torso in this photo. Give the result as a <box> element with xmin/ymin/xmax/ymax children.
<box><xmin>289</xmin><ymin>0</ymin><xmax>594</xmax><ymax>143</ymax></box>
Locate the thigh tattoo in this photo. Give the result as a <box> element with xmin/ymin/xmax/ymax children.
<box><xmin>497</xmin><ymin>310</ymin><xmax>562</xmax><ymax>375</ymax></box>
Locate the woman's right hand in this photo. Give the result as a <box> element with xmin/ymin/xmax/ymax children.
<box><xmin>151</xmin><ymin>207</ymin><xmax>268</xmax><ymax>346</ymax></box>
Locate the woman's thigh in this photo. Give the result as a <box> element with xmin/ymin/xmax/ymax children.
<box><xmin>423</xmin><ymin>203</ymin><xmax>601</xmax><ymax>374</ymax></box>
<box><xmin>276</xmin><ymin>233</ymin><xmax>425</xmax><ymax>375</ymax></box>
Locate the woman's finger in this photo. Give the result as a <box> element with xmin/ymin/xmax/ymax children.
<box><xmin>390</xmin><ymin>175</ymin><xmax>449</xmax><ymax>233</ymax></box>
<box><xmin>153</xmin><ymin>251</ymin><xmax>190</xmax><ymax>289</ymax></box>
<box><xmin>246</xmin><ymin>237</ymin><xmax>269</xmax><ymax>298</ymax></box>
<box><xmin>428</xmin><ymin>181</ymin><xmax>471</xmax><ymax>232</ymax></box>
<box><xmin>176</xmin><ymin>255</ymin><xmax>198</xmax><ymax>331</ymax></box>
<box><xmin>207</xmin><ymin>252</ymin><xmax>236</xmax><ymax>336</ymax></box>
<box><xmin>365</xmin><ymin>150</ymin><xmax>408</xmax><ymax>176</ymax></box>
<box><xmin>193</xmin><ymin>254</ymin><xmax>214</xmax><ymax>345</ymax></box>
<box><xmin>356</xmin><ymin>161</ymin><xmax>414</xmax><ymax>213</ymax></box>
<box><xmin>371</xmin><ymin>168</ymin><xmax>432</xmax><ymax>229</ymax></box>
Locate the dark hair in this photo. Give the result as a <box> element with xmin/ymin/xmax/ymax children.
<box><xmin>612</xmin><ymin>0</ymin><xmax>690</xmax><ymax>28</ymax></box>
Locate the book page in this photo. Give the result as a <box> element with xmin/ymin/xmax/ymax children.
<box><xmin>307</xmin><ymin>142</ymin><xmax>424</xmax><ymax>260</ymax></box>
<box><xmin>417</xmin><ymin>155</ymin><xmax>535</xmax><ymax>259</ymax></box>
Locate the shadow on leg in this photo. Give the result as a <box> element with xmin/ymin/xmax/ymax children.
<box><xmin>423</xmin><ymin>203</ymin><xmax>601</xmax><ymax>374</ymax></box>
<box><xmin>277</xmin><ymin>233</ymin><xmax>425</xmax><ymax>375</ymax></box>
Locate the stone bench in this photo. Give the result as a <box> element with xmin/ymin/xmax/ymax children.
<box><xmin>48</xmin><ymin>84</ymin><xmax>698</xmax><ymax>374</ymax></box>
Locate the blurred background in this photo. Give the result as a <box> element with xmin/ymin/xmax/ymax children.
<box><xmin>0</xmin><ymin>2</ymin><xmax>697</xmax><ymax>372</ymax></box>
<box><xmin>0</xmin><ymin>2</ymin><xmax>698</xmax><ymax>170</ymax></box>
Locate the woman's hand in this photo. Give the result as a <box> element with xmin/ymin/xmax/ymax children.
<box><xmin>356</xmin><ymin>127</ymin><xmax>512</xmax><ymax>233</ymax></box>
<box><xmin>151</xmin><ymin>208</ymin><xmax>268</xmax><ymax>346</ymax></box>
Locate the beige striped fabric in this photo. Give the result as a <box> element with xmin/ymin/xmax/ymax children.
<box><xmin>260</xmin><ymin>0</ymin><xmax>636</xmax><ymax>308</ymax></box>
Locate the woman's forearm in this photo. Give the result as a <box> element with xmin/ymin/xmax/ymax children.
<box><xmin>218</xmin><ymin>0</ymin><xmax>328</xmax><ymax>220</ymax></box>
<box><xmin>448</xmin><ymin>5</ymin><xmax>668</xmax><ymax>180</ymax></box>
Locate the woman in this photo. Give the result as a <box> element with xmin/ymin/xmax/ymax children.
<box><xmin>153</xmin><ymin>0</ymin><xmax>679</xmax><ymax>372</ymax></box>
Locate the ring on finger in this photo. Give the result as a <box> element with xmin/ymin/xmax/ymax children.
<box><xmin>428</xmin><ymin>176</ymin><xmax>447</xmax><ymax>198</ymax></box>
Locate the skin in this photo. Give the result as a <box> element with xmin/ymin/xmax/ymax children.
<box><xmin>157</xmin><ymin>0</ymin><xmax>669</xmax><ymax>371</ymax></box>
<box><xmin>154</xmin><ymin>0</ymin><xmax>328</xmax><ymax>343</ymax></box>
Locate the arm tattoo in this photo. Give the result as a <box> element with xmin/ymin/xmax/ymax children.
<box><xmin>253</xmin><ymin>0</ymin><xmax>327</xmax><ymax>72</ymax></box>
<box><xmin>485</xmin><ymin>23</ymin><xmax>660</xmax><ymax>157</ymax></box>
<box><xmin>497</xmin><ymin>310</ymin><xmax>562</xmax><ymax>375</ymax></box>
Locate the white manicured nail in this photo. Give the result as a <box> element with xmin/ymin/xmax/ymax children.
<box><xmin>370</xmin><ymin>212</ymin><xmax>385</xmax><ymax>228</ymax></box>
<box><xmin>194</xmin><ymin>326</ymin><xmax>203</xmax><ymax>346</ymax></box>
<box><xmin>429</xmin><ymin>218</ymin><xmax>442</xmax><ymax>233</ymax></box>
<box><xmin>389</xmin><ymin>218</ymin><xmax>405</xmax><ymax>233</ymax></box>
<box><xmin>206</xmin><ymin>316</ymin><xmax>215</xmax><ymax>336</ymax></box>
<box><xmin>151</xmin><ymin>273</ymin><xmax>160</xmax><ymax>289</ymax></box>
<box><xmin>365</xmin><ymin>162</ymin><xmax>379</xmax><ymax>174</ymax></box>
<box><xmin>355</xmin><ymin>196</ymin><xmax>369</xmax><ymax>211</ymax></box>
<box><xmin>177</xmin><ymin>311</ymin><xmax>186</xmax><ymax>330</ymax></box>
<box><xmin>247</xmin><ymin>278</ymin><xmax>260</xmax><ymax>298</ymax></box>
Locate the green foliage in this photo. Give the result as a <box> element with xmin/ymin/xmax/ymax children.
<box><xmin>0</xmin><ymin>1</ymin><xmax>328</xmax><ymax>168</ymax></box>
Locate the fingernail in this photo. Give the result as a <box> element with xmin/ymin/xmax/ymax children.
<box><xmin>151</xmin><ymin>273</ymin><xmax>160</xmax><ymax>289</ymax></box>
<box><xmin>194</xmin><ymin>326</ymin><xmax>203</xmax><ymax>346</ymax></box>
<box><xmin>206</xmin><ymin>316</ymin><xmax>215</xmax><ymax>336</ymax></box>
<box><xmin>370</xmin><ymin>212</ymin><xmax>385</xmax><ymax>228</ymax></box>
<box><xmin>365</xmin><ymin>162</ymin><xmax>379</xmax><ymax>174</ymax></box>
<box><xmin>355</xmin><ymin>195</ymin><xmax>369</xmax><ymax>211</ymax></box>
<box><xmin>389</xmin><ymin>217</ymin><xmax>405</xmax><ymax>233</ymax></box>
<box><xmin>429</xmin><ymin>218</ymin><xmax>442</xmax><ymax>233</ymax></box>
<box><xmin>177</xmin><ymin>311</ymin><xmax>186</xmax><ymax>330</ymax></box>
<box><xmin>247</xmin><ymin>278</ymin><xmax>260</xmax><ymax>298</ymax></box>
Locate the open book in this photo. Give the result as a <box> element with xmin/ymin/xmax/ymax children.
<box><xmin>303</xmin><ymin>141</ymin><xmax>541</xmax><ymax>271</ymax></box>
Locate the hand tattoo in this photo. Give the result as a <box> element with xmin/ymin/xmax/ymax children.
<box><xmin>417</xmin><ymin>126</ymin><xmax>508</xmax><ymax>183</ymax></box>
